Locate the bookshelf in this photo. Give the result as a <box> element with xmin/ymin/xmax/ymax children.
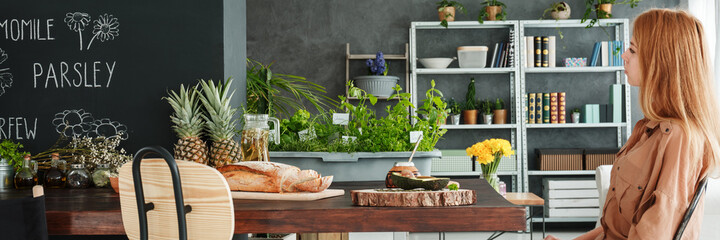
<box><xmin>409</xmin><ymin>19</ymin><xmax>630</xmax><ymax>224</ymax></box>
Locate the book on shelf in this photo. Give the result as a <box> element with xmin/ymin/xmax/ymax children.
<box><xmin>599</xmin><ymin>104</ymin><xmax>608</xmax><ymax>123</ymax></box>
<box><xmin>496</xmin><ymin>42</ymin><xmax>505</xmax><ymax>67</ymax></box>
<box><xmin>606</xmin><ymin>104</ymin><xmax>614</xmax><ymax>122</ymax></box>
<box><xmin>589</xmin><ymin>42</ymin><xmax>601</xmax><ymax>67</ymax></box>
<box><xmin>535</xmin><ymin>93</ymin><xmax>543</xmax><ymax>124</ymax></box>
<box><xmin>559</xmin><ymin>92</ymin><xmax>566</xmax><ymax>123</ymax></box>
<box><xmin>501</xmin><ymin>42</ymin><xmax>510</xmax><ymax>67</ymax></box>
<box><xmin>525</xmin><ymin>36</ymin><xmax>534</xmax><ymax>68</ymax></box>
<box><xmin>550</xmin><ymin>92</ymin><xmax>558</xmax><ymax>124</ymax></box>
<box><xmin>601</xmin><ymin>41</ymin><xmax>609</xmax><ymax>67</ymax></box>
<box><xmin>583</xmin><ymin>105</ymin><xmax>592</xmax><ymax>123</ymax></box>
<box><xmin>549</xmin><ymin>36</ymin><xmax>556</xmax><ymax>67</ymax></box>
<box><xmin>534</xmin><ymin>36</ymin><xmax>542</xmax><ymax>67</ymax></box>
<box><xmin>543</xmin><ymin>93</ymin><xmax>550</xmax><ymax>123</ymax></box>
<box><xmin>529</xmin><ymin>93</ymin><xmax>536</xmax><ymax>123</ymax></box>
<box><xmin>524</xmin><ymin>94</ymin><xmax>529</xmax><ymax>123</ymax></box>
<box><xmin>541</xmin><ymin>36</ymin><xmax>550</xmax><ymax>67</ymax></box>
<box><xmin>490</xmin><ymin>43</ymin><xmax>499</xmax><ymax>68</ymax></box>
<box><xmin>608</xmin><ymin>41</ymin><xmax>614</xmax><ymax>66</ymax></box>
<box><xmin>507</xmin><ymin>29</ymin><xmax>515</xmax><ymax>68</ymax></box>
<box><xmin>610</xmin><ymin>84</ymin><xmax>623</xmax><ymax>122</ymax></box>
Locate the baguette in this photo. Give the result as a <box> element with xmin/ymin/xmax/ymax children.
<box><xmin>217</xmin><ymin>162</ymin><xmax>333</xmax><ymax>193</ymax></box>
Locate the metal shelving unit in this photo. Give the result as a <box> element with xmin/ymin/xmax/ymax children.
<box><xmin>519</xmin><ymin>19</ymin><xmax>631</xmax><ymax>224</ymax></box>
<box><xmin>410</xmin><ymin>21</ymin><xmax>522</xmax><ymax>192</ymax></box>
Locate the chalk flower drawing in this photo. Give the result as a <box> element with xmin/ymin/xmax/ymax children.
<box><xmin>53</xmin><ymin>109</ymin><xmax>95</xmax><ymax>137</ymax></box>
<box><xmin>0</xmin><ymin>48</ymin><xmax>12</xmax><ymax>97</ymax></box>
<box><xmin>88</xmin><ymin>118</ymin><xmax>128</xmax><ymax>140</ymax></box>
<box><xmin>64</xmin><ymin>12</ymin><xmax>91</xmax><ymax>51</ymax></box>
<box><xmin>87</xmin><ymin>14</ymin><xmax>119</xmax><ymax>50</ymax></box>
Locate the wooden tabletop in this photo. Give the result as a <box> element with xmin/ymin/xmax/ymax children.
<box><xmin>1</xmin><ymin>178</ymin><xmax>526</xmax><ymax>235</ymax></box>
<box><xmin>505</xmin><ymin>192</ymin><xmax>544</xmax><ymax>206</ymax></box>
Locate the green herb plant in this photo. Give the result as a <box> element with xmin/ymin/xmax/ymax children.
<box><xmin>581</xmin><ymin>0</ymin><xmax>641</xmax><ymax>28</ymax></box>
<box><xmin>494</xmin><ymin>98</ymin><xmax>505</xmax><ymax>110</ymax></box>
<box><xmin>478</xmin><ymin>0</ymin><xmax>508</xmax><ymax>24</ymax></box>
<box><xmin>481</xmin><ymin>99</ymin><xmax>493</xmax><ymax>115</ymax></box>
<box><xmin>0</xmin><ymin>140</ymin><xmax>28</xmax><ymax>170</ymax></box>
<box><xmin>572</xmin><ymin>108</ymin><xmax>581</xmax><ymax>113</ymax></box>
<box><xmin>414</xmin><ymin>80</ymin><xmax>449</xmax><ymax>151</ymax></box>
<box><xmin>447</xmin><ymin>98</ymin><xmax>461</xmax><ymax>115</ymax></box>
<box><xmin>437</xmin><ymin>0</ymin><xmax>467</xmax><ymax>28</ymax></box>
<box><xmin>465</xmin><ymin>78</ymin><xmax>477</xmax><ymax>110</ymax></box>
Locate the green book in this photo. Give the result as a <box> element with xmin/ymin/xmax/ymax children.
<box><xmin>535</xmin><ymin>93</ymin><xmax>543</xmax><ymax>124</ymax></box>
<box><xmin>583</xmin><ymin>104</ymin><xmax>593</xmax><ymax>123</ymax></box>
<box><xmin>543</xmin><ymin>93</ymin><xmax>550</xmax><ymax>123</ymax></box>
<box><xmin>529</xmin><ymin>93</ymin><xmax>536</xmax><ymax>123</ymax></box>
<box><xmin>609</xmin><ymin>84</ymin><xmax>623</xmax><ymax>123</ymax></box>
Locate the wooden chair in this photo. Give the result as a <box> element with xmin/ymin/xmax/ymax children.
<box><xmin>119</xmin><ymin>146</ymin><xmax>235</xmax><ymax>240</ymax></box>
<box><xmin>0</xmin><ymin>185</ymin><xmax>48</xmax><ymax>240</ymax></box>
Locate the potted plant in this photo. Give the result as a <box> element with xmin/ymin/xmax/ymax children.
<box><xmin>543</xmin><ymin>2</ymin><xmax>571</xmax><ymax>20</ymax></box>
<box><xmin>571</xmin><ymin>108</ymin><xmax>582</xmax><ymax>123</ymax></box>
<box><xmin>462</xmin><ymin>78</ymin><xmax>478</xmax><ymax>124</ymax></box>
<box><xmin>581</xmin><ymin>0</ymin><xmax>641</xmax><ymax>28</ymax></box>
<box><xmin>480</xmin><ymin>99</ymin><xmax>493</xmax><ymax>124</ymax></box>
<box><xmin>493</xmin><ymin>98</ymin><xmax>507</xmax><ymax>124</ymax></box>
<box><xmin>478</xmin><ymin>0</ymin><xmax>507</xmax><ymax>24</ymax></box>
<box><xmin>437</xmin><ymin>0</ymin><xmax>466</xmax><ymax>28</ymax></box>
<box><xmin>0</xmin><ymin>140</ymin><xmax>28</xmax><ymax>190</ymax></box>
<box><xmin>447</xmin><ymin>98</ymin><xmax>462</xmax><ymax>125</ymax></box>
<box><xmin>353</xmin><ymin>51</ymin><xmax>399</xmax><ymax>98</ymax></box>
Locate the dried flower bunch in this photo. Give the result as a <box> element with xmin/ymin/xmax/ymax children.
<box><xmin>34</xmin><ymin>135</ymin><xmax>132</xmax><ymax>172</ymax></box>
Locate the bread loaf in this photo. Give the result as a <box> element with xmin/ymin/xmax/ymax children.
<box><xmin>217</xmin><ymin>162</ymin><xmax>333</xmax><ymax>193</ymax></box>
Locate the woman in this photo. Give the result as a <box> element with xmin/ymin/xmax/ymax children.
<box><xmin>546</xmin><ymin>9</ymin><xmax>720</xmax><ymax>240</ymax></box>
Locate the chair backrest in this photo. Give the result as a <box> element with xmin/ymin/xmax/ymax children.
<box><xmin>119</xmin><ymin>147</ymin><xmax>234</xmax><ymax>240</ymax></box>
<box><xmin>700</xmin><ymin>178</ymin><xmax>720</xmax><ymax>239</ymax></box>
<box><xmin>674</xmin><ymin>177</ymin><xmax>709</xmax><ymax>240</ymax></box>
<box><xmin>0</xmin><ymin>185</ymin><xmax>48</xmax><ymax>240</ymax></box>
<box><xmin>595</xmin><ymin>165</ymin><xmax>612</xmax><ymax>228</ymax></box>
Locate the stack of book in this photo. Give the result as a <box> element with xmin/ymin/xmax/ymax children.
<box><xmin>489</xmin><ymin>29</ymin><xmax>515</xmax><ymax>68</ymax></box>
<box><xmin>524</xmin><ymin>35</ymin><xmax>556</xmax><ymax>68</ymax></box>
<box><xmin>589</xmin><ymin>41</ymin><xmax>624</xmax><ymax>67</ymax></box>
<box><xmin>581</xmin><ymin>84</ymin><xmax>624</xmax><ymax>123</ymax></box>
<box><xmin>543</xmin><ymin>178</ymin><xmax>600</xmax><ymax>218</ymax></box>
<box><xmin>525</xmin><ymin>92</ymin><xmax>566</xmax><ymax>124</ymax></box>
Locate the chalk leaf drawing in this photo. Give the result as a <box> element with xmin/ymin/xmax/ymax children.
<box><xmin>0</xmin><ymin>48</ymin><xmax>12</xmax><ymax>97</ymax></box>
<box><xmin>52</xmin><ymin>109</ymin><xmax>129</xmax><ymax>139</ymax></box>
<box><xmin>64</xmin><ymin>12</ymin><xmax>91</xmax><ymax>51</ymax></box>
<box><xmin>87</xmin><ymin>14</ymin><xmax>119</xmax><ymax>50</ymax></box>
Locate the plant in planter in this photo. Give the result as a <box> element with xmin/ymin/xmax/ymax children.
<box><xmin>0</xmin><ymin>139</ymin><xmax>29</xmax><ymax>170</ymax></box>
<box><xmin>462</xmin><ymin>78</ymin><xmax>478</xmax><ymax>124</ymax></box>
<box><xmin>571</xmin><ymin>108</ymin><xmax>582</xmax><ymax>123</ymax></box>
<box><xmin>543</xmin><ymin>2</ymin><xmax>571</xmax><ymax>20</ymax></box>
<box><xmin>437</xmin><ymin>0</ymin><xmax>467</xmax><ymax>28</ymax></box>
<box><xmin>478</xmin><ymin>0</ymin><xmax>507</xmax><ymax>24</ymax></box>
<box><xmin>417</xmin><ymin>80</ymin><xmax>449</xmax><ymax>127</ymax></box>
<box><xmin>447</xmin><ymin>98</ymin><xmax>462</xmax><ymax>125</ymax></box>
<box><xmin>581</xmin><ymin>0</ymin><xmax>641</xmax><ymax>28</ymax></box>
<box><xmin>493</xmin><ymin>98</ymin><xmax>507</xmax><ymax>124</ymax></box>
<box><xmin>353</xmin><ymin>51</ymin><xmax>399</xmax><ymax>98</ymax></box>
<box><xmin>481</xmin><ymin>99</ymin><xmax>494</xmax><ymax>124</ymax></box>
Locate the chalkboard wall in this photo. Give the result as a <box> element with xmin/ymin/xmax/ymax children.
<box><xmin>0</xmin><ymin>0</ymin><xmax>246</xmax><ymax>153</ymax></box>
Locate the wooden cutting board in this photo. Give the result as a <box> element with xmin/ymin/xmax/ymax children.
<box><xmin>351</xmin><ymin>189</ymin><xmax>476</xmax><ymax>207</ymax></box>
<box><xmin>231</xmin><ymin>189</ymin><xmax>345</xmax><ymax>201</ymax></box>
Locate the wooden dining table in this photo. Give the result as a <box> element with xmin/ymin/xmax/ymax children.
<box><xmin>0</xmin><ymin>178</ymin><xmax>526</xmax><ymax>235</ymax></box>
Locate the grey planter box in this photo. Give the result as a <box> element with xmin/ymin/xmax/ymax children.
<box><xmin>269</xmin><ymin>150</ymin><xmax>441</xmax><ymax>182</ymax></box>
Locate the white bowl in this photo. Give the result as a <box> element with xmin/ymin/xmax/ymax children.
<box><xmin>418</xmin><ymin>57</ymin><xmax>456</xmax><ymax>69</ymax></box>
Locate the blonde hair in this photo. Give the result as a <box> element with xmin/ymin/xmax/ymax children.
<box><xmin>634</xmin><ymin>9</ymin><xmax>720</xmax><ymax>178</ymax></box>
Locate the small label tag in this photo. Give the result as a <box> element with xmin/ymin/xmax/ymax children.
<box><xmin>341</xmin><ymin>135</ymin><xmax>357</xmax><ymax>143</ymax></box>
<box><xmin>298</xmin><ymin>128</ymin><xmax>316</xmax><ymax>141</ymax></box>
<box><xmin>410</xmin><ymin>131</ymin><xmax>423</xmax><ymax>143</ymax></box>
<box><xmin>333</xmin><ymin>113</ymin><xmax>350</xmax><ymax>125</ymax></box>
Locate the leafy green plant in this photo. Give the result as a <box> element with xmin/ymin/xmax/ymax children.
<box><xmin>581</xmin><ymin>0</ymin><xmax>641</xmax><ymax>28</ymax></box>
<box><xmin>246</xmin><ymin>58</ymin><xmax>337</xmax><ymax>118</ymax></box>
<box><xmin>415</xmin><ymin>80</ymin><xmax>449</xmax><ymax>151</ymax></box>
<box><xmin>478</xmin><ymin>0</ymin><xmax>508</xmax><ymax>24</ymax></box>
<box><xmin>465</xmin><ymin>78</ymin><xmax>477</xmax><ymax>110</ymax></box>
<box><xmin>447</xmin><ymin>98</ymin><xmax>461</xmax><ymax>115</ymax></box>
<box><xmin>481</xmin><ymin>99</ymin><xmax>493</xmax><ymax>115</ymax></box>
<box><xmin>543</xmin><ymin>2</ymin><xmax>569</xmax><ymax>18</ymax></box>
<box><xmin>437</xmin><ymin>0</ymin><xmax>466</xmax><ymax>28</ymax></box>
<box><xmin>0</xmin><ymin>140</ymin><xmax>28</xmax><ymax>170</ymax></box>
<box><xmin>572</xmin><ymin>108</ymin><xmax>581</xmax><ymax>113</ymax></box>
<box><xmin>494</xmin><ymin>98</ymin><xmax>505</xmax><ymax>110</ymax></box>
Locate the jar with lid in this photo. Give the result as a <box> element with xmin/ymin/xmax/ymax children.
<box><xmin>92</xmin><ymin>163</ymin><xmax>111</xmax><ymax>188</ymax></box>
<box><xmin>14</xmin><ymin>154</ymin><xmax>38</xmax><ymax>189</ymax></box>
<box><xmin>44</xmin><ymin>153</ymin><xmax>67</xmax><ymax>188</ymax></box>
<box><xmin>66</xmin><ymin>163</ymin><xmax>91</xmax><ymax>189</ymax></box>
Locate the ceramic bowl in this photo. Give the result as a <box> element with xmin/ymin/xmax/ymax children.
<box><xmin>418</xmin><ymin>57</ymin><xmax>456</xmax><ymax>69</ymax></box>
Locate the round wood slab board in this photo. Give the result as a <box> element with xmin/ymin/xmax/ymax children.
<box><xmin>351</xmin><ymin>189</ymin><xmax>476</xmax><ymax>207</ymax></box>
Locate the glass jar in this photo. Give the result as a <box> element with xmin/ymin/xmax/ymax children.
<box><xmin>481</xmin><ymin>172</ymin><xmax>501</xmax><ymax>194</ymax></box>
<box><xmin>385</xmin><ymin>162</ymin><xmax>421</xmax><ymax>188</ymax></box>
<box><xmin>92</xmin><ymin>164</ymin><xmax>111</xmax><ymax>188</ymax></box>
<box><xmin>44</xmin><ymin>153</ymin><xmax>67</xmax><ymax>189</ymax></box>
<box><xmin>14</xmin><ymin>154</ymin><xmax>38</xmax><ymax>189</ymax></box>
<box><xmin>66</xmin><ymin>164</ymin><xmax>91</xmax><ymax>189</ymax></box>
<box><xmin>240</xmin><ymin>114</ymin><xmax>280</xmax><ymax>162</ymax></box>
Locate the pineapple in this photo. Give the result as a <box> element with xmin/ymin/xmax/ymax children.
<box><xmin>198</xmin><ymin>79</ymin><xmax>242</xmax><ymax>167</ymax></box>
<box><xmin>164</xmin><ymin>84</ymin><xmax>209</xmax><ymax>164</ymax></box>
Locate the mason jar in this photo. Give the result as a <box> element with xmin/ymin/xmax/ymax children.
<box><xmin>66</xmin><ymin>164</ymin><xmax>91</xmax><ymax>189</ymax></box>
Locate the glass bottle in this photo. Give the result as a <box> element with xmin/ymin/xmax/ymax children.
<box><xmin>92</xmin><ymin>163</ymin><xmax>111</xmax><ymax>188</ymax></box>
<box><xmin>240</xmin><ymin>114</ymin><xmax>280</xmax><ymax>162</ymax></box>
<box><xmin>14</xmin><ymin>154</ymin><xmax>38</xmax><ymax>189</ymax></box>
<box><xmin>66</xmin><ymin>163</ymin><xmax>91</xmax><ymax>189</ymax></box>
<box><xmin>44</xmin><ymin>153</ymin><xmax>67</xmax><ymax>188</ymax></box>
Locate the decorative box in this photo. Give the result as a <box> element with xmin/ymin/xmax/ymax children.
<box><xmin>536</xmin><ymin>148</ymin><xmax>584</xmax><ymax>171</ymax></box>
<box><xmin>583</xmin><ymin>148</ymin><xmax>620</xmax><ymax>170</ymax></box>
<box><xmin>564</xmin><ymin>58</ymin><xmax>587</xmax><ymax>67</ymax></box>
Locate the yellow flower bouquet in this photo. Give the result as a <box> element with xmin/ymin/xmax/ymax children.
<box><xmin>466</xmin><ymin>138</ymin><xmax>514</xmax><ymax>192</ymax></box>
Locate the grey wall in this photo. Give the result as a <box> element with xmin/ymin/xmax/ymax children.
<box><xmin>225</xmin><ymin>0</ymin><xmax>247</xmax><ymax>110</ymax></box>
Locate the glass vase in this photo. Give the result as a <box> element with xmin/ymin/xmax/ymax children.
<box><xmin>480</xmin><ymin>172</ymin><xmax>500</xmax><ymax>193</ymax></box>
